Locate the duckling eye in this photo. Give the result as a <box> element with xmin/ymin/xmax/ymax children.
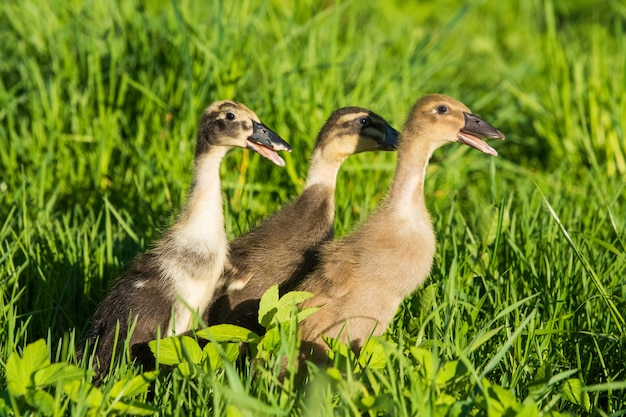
<box><xmin>226</xmin><ymin>112</ymin><xmax>236</xmax><ymax>121</ymax></box>
<box><xmin>436</xmin><ymin>105</ymin><xmax>449</xmax><ymax>114</ymax></box>
<box><xmin>358</xmin><ymin>117</ymin><xmax>370</xmax><ymax>126</ymax></box>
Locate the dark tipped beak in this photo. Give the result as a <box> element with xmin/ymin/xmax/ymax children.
<box><xmin>457</xmin><ymin>112</ymin><xmax>505</xmax><ymax>156</ymax></box>
<box><xmin>462</xmin><ymin>113</ymin><xmax>505</xmax><ymax>140</ymax></box>
<box><xmin>250</xmin><ymin>121</ymin><xmax>292</xmax><ymax>151</ymax></box>
<box><xmin>379</xmin><ymin>125</ymin><xmax>400</xmax><ymax>151</ymax></box>
<box><xmin>247</xmin><ymin>121</ymin><xmax>292</xmax><ymax>167</ymax></box>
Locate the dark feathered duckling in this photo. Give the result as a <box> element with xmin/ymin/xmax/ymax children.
<box><xmin>80</xmin><ymin>101</ymin><xmax>290</xmax><ymax>378</ymax></box>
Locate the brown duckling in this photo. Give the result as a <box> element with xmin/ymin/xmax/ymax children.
<box><xmin>81</xmin><ymin>101</ymin><xmax>291</xmax><ymax>377</ymax></box>
<box><xmin>207</xmin><ymin>107</ymin><xmax>399</xmax><ymax>332</ymax></box>
<box><xmin>296</xmin><ymin>94</ymin><xmax>504</xmax><ymax>363</ymax></box>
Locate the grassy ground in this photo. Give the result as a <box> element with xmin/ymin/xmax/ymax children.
<box><xmin>1</xmin><ymin>0</ymin><xmax>625</xmax><ymax>415</ymax></box>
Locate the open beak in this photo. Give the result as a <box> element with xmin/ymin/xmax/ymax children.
<box><xmin>247</xmin><ymin>121</ymin><xmax>292</xmax><ymax>167</ymax></box>
<box><xmin>378</xmin><ymin>125</ymin><xmax>400</xmax><ymax>151</ymax></box>
<box><xmin>457</xmin><ymin>112</ymin><xmax>505</xmax><ymax>156</ymax></box>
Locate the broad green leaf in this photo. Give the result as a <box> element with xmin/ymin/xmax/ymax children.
<box><xmin>261</xmin><ymin>326</ymin><xmax>282</xmax><ymax>353</ymax></box>
<box><xmin>64</xmin><ymin>380</ymin><xmax>104</xmax><ymax>409</ymax></box>
<box><xmin>272</xmin><ymin>304</ymin><xmax>298</xmax><ymax>325</ymax></box>
<box><xmin>202</xmin><ymin>341</ymin><xmax>241</xmax><ymax>369</ymax></box>
<box><xmin>6</xmin><ymin>339</ymin><xmax>51</xmax><ymax>396</ymax></box>
<box><xmin>410</xmin><ymin>347</ymin><xmax>435</xmax><ymax>380</ymax></box>
<box><xmin>273</xmin><ymin>291</ymin><xmax>314</xmax><ymax>324</ymax></box>
<box><xmin>358</xmin><ymin>339</ymin><xmax>387</xmax><ymax>370</ymax></box>
<box><xmin>223</xmin><ymin>342</ymin><xmax>241</xmax><ymax>363</ymax></box>
<box><xmin>34</xmin><ymin>363</ymin><xmax>85</xmax><ymax>387</ymax></box>
<box><xmin>296</xmin><ymin>306</ymin><xmax>320</xmax><ymax>323</ymax></box>
<box><xmin>277</xmin><ymin>291</ymin><xmax>314</xmax><ymax>308</ymax></box>
<box><xmin>488</xmin><ymin>383</ymin><xmax>517</xmax><ymax>406</ymax></box>
<box><xmin>178</xmin><ymin>336</ymin><xmax>203</xmax><ymax>364</ymax></box>
<box><xmin>202</xmin><ymin>343</ymin><xmax>222</xmax><ymax>369</ymax></box>
<box><xmin>5</xmin><ymin>351</ymin><xmax>27</xmax><ymax>396</ymax></box>
<box><xmin>484</xmin><ymin>382</ymin><xmax>517</xmax><ymax>417</ymax></box>
<box><xmin>196</xmin><ymin>324</ymin><xmax>259</xmax><ymax>343</ymax></box>
<box><xmin>24</xmin><ymin>389</ymin><xmax>55</xmax><ymax>415</ymax></box>
<box><xmin>561</xmin><ymin>378</ymin><xmax>590</xmax><ymax>411</ymax></box>
<box><xmin>176</xmin><ymin>361</ymin><xmax>194</xmax><ymax>377</ymax></box>
<box><xmin>149</xmin><ymin>336</ymin><xmax>202</xmax><ymax>365</ymax></box>
<box><xmin>435</xmin><ymin>360</ymin><xmax>467</xmax><ymax>387</ymax></box>
<box><xmin>22</xmin><ymin>339</ymin><xmax>51</xmax><ymax>371</ymax></box>
<box><xmin>258</xmin><ymin>285</ymin><xmax>279</xmax><ymax>328</ymax></box>
<box><xmin>108</xmin><ymin>371</ymin><xmax>158</xmax><ymax>399</ymax></box>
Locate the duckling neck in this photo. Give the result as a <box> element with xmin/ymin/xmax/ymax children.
<box><xmin>304</xmin><ymin>149</ymin><xmax>345</xmax><ymax>190</ymax></box>
<box><xmin>174</xmin><ymin>147</ymin><xmax>229</xmax><ymax>241</ymax></box>
<box><xmin>160</xmin><ymin>146</ymin><xmax>229</xmax><ymax>335</ymax></box>
<box><xmin>386</xmin><ymin>140</ymin><xmax>435</xmax><ymax>214</ymax></box>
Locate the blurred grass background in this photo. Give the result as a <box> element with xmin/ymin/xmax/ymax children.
<box><xmin>1</xmin><ymin>0</ymin><xmax>625</xmax><ymax>414</ymax></box>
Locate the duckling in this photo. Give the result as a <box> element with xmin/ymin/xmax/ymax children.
<box><xmin>81</xmin><ymin>101</ymin><xmax>291</xmax><ymax>377</ymax></box>
<box><xmin>296</xmin><ymin>94</ymin><xmax>504</xmax><ymax>363</ymax></box>
<box><xmin>207</xmin><ymin>107</ymin><xmax>399</xmax><ymax>332</ymax></box>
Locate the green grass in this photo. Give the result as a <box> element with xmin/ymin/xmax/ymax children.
<box><xmin>1</xmin><ymin>0</ymin><xmax>625</xmax><ymax>415</ymax></box>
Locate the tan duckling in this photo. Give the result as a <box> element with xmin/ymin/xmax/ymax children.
<box><xmin>81</xmin><ymin>101</ymin><xmax>291</xmax><ymax>378</ymax></box>
<box><xmin>296</xmin><ymin>94</ymin><xmax>504</xmax><ymax>363</ymax></box>
<box><xmin>207</xmin><ymin>107</ymin><xmax>399</xmax><ymax>332</ymax></box>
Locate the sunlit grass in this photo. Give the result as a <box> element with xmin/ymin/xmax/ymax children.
<box><xmin>1</xmin><ymin>0</ymin><xmax>625</xmax><ymax>415</ymax></box>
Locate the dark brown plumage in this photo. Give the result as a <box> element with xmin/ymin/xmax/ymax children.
<box><xmin>206</xmin><ymin>107</ymin><xmax>399</xmax><ymax>332</ymax></box>
<box><xmin>295</xmin><ymin>94</ymin><xmax>504</xmax><ymax>363</ymax></box>
<box><xmin>79</xmin><ymin>101</ymin><xmax>290</xmax><ymax>379</ymax></box>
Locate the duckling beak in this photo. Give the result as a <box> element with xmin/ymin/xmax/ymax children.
<box><xmin>247</xmin><ymin>121</ymin><xmax>292</xmax><ymax>167</ymax></box>
<box><xmin>378</xmin><ymin>125</ymin><xmax>400</xmax><ymax>151</ymax></box>
<box><xmin>457</xmin><ymin>112</ymin><xmax>505</xmax><ymax>157</ymax></box>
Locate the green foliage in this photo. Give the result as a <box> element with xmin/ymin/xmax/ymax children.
<box><xmin>149</xmin><ymin>285</ymin><xmax>313</xmax><ymax>374</ymax></box>
<box><xmin>1</xmin><ymin>0</ymin><xmax>625</xmax><ymax>415</ymax></box>
<box><xmin>1</xmin><ymin>339</ymin><xmax>157</xmax><ymax>416</ymax></box>
<box><xmin>258</xmin><ymin>284</ymin><xmax>317</xmax><ymax>329</ymax></box>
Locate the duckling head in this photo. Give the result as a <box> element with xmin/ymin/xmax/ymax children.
<box><xmin>196</xmin><ymin>100</ymin><xmax>291</xmax><ymax>166</ymax></box>
<box><xmin>403</xmin><ymin>94</ymin><xmax>504</xmax><ymax>155</ymax></box>
<box><xmin>314</xmin><ymin>107</ymin><xmax>400</xmax><ymax>161</ymax></box>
